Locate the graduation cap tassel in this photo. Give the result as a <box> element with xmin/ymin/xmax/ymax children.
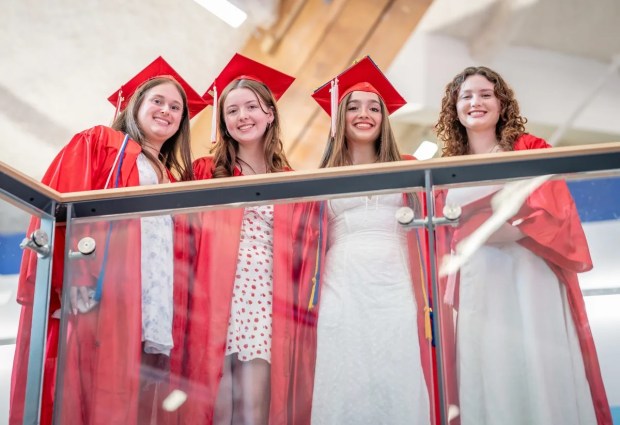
<box><xmin>95</xmin><ymin>133</ymin><xmax>130</xmax><ymax>303</ymax></box>
<box><xmin>113</xmin><ymin>90</ymin><xmax>124</xmax><ymax>123</ymax></box>
<box><xmin>211</xmin><ymin>85</ymin><xmax>218</xmax><ymax>143</ymax></box>
<box><xmin>308</xmin><ymin>202</ymin><xmax>326</xmax><ymax>310</ymax></box>
<box><xmin>413</xmin><ymin>229</ymin><xmax>433</xmax><ymax>341</ymax></box>
<box><xmin>329</xmin><ymin>78</ymin><xmax>338</xmax><ymax>138</ymax></box>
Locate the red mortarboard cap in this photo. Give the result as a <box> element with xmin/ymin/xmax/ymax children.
<box><xmin>312</xmin><ymin>56</ymin><xmax>407</xmax><ymax>118</ymax></box>
<box><xmin>204</xmin><ymin>53</ymin><xmax>295</xmax><ymax>142</ymax></box>
<box><xmin>203</xmin><ymin>53</ymin><xmax>295</xmax><ymax>103</ymax></box>
<box><xmin>108</xmin><ymin>56</ymin><xmax>209</xmax><ymax>119</ymax></box>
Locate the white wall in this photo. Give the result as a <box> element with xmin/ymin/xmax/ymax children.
<box><xmin>388</xmin><ymin>33</ymin><xmax>620</xmax><ymax>140</ymax></box>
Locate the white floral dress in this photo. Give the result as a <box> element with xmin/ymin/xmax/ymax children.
<box><xmin>137</xmin><ymin>153</ymin><xmax>174</xmax><ymax>356</ymax></box>
<box><xmin>225</xmin><ymin>205</ymin><xmax>275</xmax><ymax>362</ymax></box>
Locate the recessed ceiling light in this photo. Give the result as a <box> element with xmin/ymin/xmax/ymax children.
<box><xmin>193</xmin><ymin>0</ymin><xmax>248</xmax><ymax>28</ymax></box>
<box><xmin>413</xmin><ymin>140</ymin><xmax>438</xmax><ymax>160</ymax></box>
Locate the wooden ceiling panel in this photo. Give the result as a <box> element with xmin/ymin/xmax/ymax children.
<box><xmin>190</xmin><ymin>0</ymin><xmax>432</xmax><ymax>169</ymax></box>
<box><xmin>270</xmin><ymin>0</ymin><xmax>393</xmax><ymax>159</ymax></box>
<box><xmin>242</xmin><ymin>0</ymin><xmax>348</xmax><ymax>74</ymax></box>
<box><xmin>285</xmin><ymin>0</ymin><xmax>432</xmax><ymax>168</ymax></box>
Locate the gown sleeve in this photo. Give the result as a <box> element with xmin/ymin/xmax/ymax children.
<box><xmin>192</xmin><ymin>156</ymin><xmax>215</xmax><ymax>180</ymax></box>
<box><xmin>16</xmin><ymin>126</ymin><xmax>124</xmax><ymax>305</ymax></box>
<box><xmin>512</xmin><ymin>134</ymin><xmax>593</xmax><ymax>273</ymax></box>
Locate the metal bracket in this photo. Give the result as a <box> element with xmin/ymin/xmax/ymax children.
<box><xmin>19</xmin><ymin>229</ymin><xmax>51</xmax><ymax>258</ymax></box>
<box><xmin>396</xmin><ymin>204</ymin><xmax>462</xmax><ymax>230</ymax></box>
<box><xmin>68</xmin><ymin>236</ymin><xmax>97</xmax><ymax>260</ymax></box>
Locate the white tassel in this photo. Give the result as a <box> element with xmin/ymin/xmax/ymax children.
<box><xmin>330</xmin><ymin>77</ymin><xmax>338</xmax><ymax>138</ymax></box>
<box><xmin>211</xmin><ymin>85</ymin><xmax>218</xmax><ymax>143</ymax></box>
<box><xmin>113</xmin><ymin>89</ymin><xmax>123</xmax><ymax>123</ymax></box>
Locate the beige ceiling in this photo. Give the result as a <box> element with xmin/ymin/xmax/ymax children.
<box><xmin>0</xmin><ymin>0</ymin><xmax>276</xmax><ymax>178</ymax></box>
<box><xmin>432</xmin><ymin>0</ymin><xmax>620</xmax><ymax>63</ymax></box>
<box><xmin>1</xmin><ymin>0</ymin><xmax>619</xmax><ymax>180</ymax></box>
<box><xmin>387</xmin><ymin>0</ymin><xmax>620</xmax><ymax>156</ymax></box>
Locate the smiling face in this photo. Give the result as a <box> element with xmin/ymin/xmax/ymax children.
<box><xmin>223</xmin><ymin>87</ymin><xmax>274</xmax><ymax>147</ymax></box>
<box><xmin>136</xmin><ymin>81</ymin><xmax>184</xmax><ymax>147</ymax></box>
<box><xmin>344</xmin><ymin>91</ymin><xmax>383</xmax><ymax>145</ymax></box>
<box><xmin>456</xmin><ymin>74</ymin><xmax>501</xmax><ymax>136</ymax></box>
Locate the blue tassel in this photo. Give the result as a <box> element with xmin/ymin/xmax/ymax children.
<box><xmin>308</xmin><ymin>201</ymin><xmax>325</xmax><ymax>310</ymax></box>
<box><xmin>93</xmin><ymin>134</ymin><xmax>129</xmax><ymax>302</ymax></box>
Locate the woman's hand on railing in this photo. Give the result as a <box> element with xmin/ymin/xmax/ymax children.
<box><xmin>70</xmin><ymin>286</ymin><xmax>98</xmax><ymax>315</ymax></box>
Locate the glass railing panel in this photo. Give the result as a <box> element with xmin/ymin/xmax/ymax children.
<box><xmin>431</xmin><ymin>171</ymin><xmax>620</xmax><ymax>425</ymax></box>
<box><xmin>56</xmin><ymin>187</ymin><xmax>438</xmax><ymax>425</ymax></box>
<box><xmin>0</xmin><ymin>193</ymin><xmax>55</xmax><ymax>425</ymax></box>
<box><xmin>4</xmin><ymin>142</ymin><xmax>620</xmax><ymax>425</ymax></box>
<box><xmin>570</xmin><ymin>175</ymin><xmax>620</xmax><ymax>425</ymax></box>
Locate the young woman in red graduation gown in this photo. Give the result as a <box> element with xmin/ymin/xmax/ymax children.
<box><xmin>182</xmin><ymin>54</ymin><xmax>297</xmax><ymax>425</ymax></box>
<box><xmin>433</xmin><ymin>66</ymin><xmax>611</xmax><ymax>425</ymax></box>
<box><xmin>291</xmin><ymin>57</ymin><xmax>434</xmax><ymax>425</ymax></box>
<box><xmin>10</xmin><ymin>59</ymin><xmax>207</xmax><ymax>425</ymax></box>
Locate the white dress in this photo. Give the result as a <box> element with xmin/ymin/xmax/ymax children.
<box><xmin>446</xmin><ymin>186</ymin><xmax>597</xmax><ymax>425</ymax></box>
<box><xmin>137</xmin><ymin>153</ymin><xmax>174</xmax><ymax>356</ymax></box>
<box><xmin>311</xmin><ymin>194</ymin><xmax>430</xmax><ymax>425</ymax></box>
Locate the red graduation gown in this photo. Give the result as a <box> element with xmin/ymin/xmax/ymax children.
<box><xmin>10</xmin><ymin>125</ymin><xmax>191</xmax><ymax>425</ymax></box>
<box><xmin>434</xmin><ymin>133</ymin><xmax>611</xmax><ymax>424</ymax></box>
<box><xmin>180</xmin><ymin>157</ymin><xmax>298</xmax><ymax>424</ymax></box>
<box><xmin>290</xmin><ymin>155</ymin><xmax>436</xmax><ymax>425</ymax></box>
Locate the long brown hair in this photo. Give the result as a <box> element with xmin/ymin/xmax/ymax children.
<box><xmin>319</xmin><ymin>92</ymin><xmax>401</xmax><ymax>168</ymax></box>
<box><xmin>319</xmin><ymin>91</ymin><xmax>421</xmax><ymax>214</ymax></box>
<box><xmin>435</xmin><ymin>66</ymin><xmax>527</xmax><ymax>157</ymax></box>
<box><xmin>111</xmin><ymin>76</ymin><xmax>194</xmax><ymax>181</ymax></box>
<box><xmin>210</xmin><ymin>79</ymin><xmax>290</xmax><ymax>178</ymax></box>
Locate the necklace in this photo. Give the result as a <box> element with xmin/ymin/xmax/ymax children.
<box><xmin>488</xmin><ymin>144</ymin><xmax>501</xmax><ymax>153</ymax></box>
<box><xmin>236</xmin><ymin>157</ymin><xmax>264</xmax><ymax>175</ymax></box>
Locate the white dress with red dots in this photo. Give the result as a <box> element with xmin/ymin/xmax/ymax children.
<box><xmin>225</xmin><ymin>205</ymin><xmax>274</xmax><ymax>363</ymax></box>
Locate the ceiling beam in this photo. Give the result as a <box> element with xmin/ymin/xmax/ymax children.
<box><xmin>281</xmin><ymin>0</ymin><xmax>432</xmax><ymax>168</ymax></box>
<box><xmin>190</xmin><ymin>0</ymin><xmax>432</xmax><ymax>169</ymax></box>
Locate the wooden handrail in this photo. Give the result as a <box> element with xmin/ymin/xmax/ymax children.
<box><xmin>2</xmin><ymin>141</ymin><xmax>620</xmax><ymax>220</ymax></box>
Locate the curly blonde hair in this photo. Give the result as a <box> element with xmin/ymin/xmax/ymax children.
<box><xmin>435</xmin><ymin>66</ymin><xmax>527</xmax><ymax>157</ymax></box>
<box><xmin>210</xmin><ymin>79</ymin><xmax>290</xmax><ymax>178</ymax></box>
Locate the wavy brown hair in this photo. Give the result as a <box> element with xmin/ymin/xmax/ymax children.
<box><xmin>435</xmin><ymin>66</ymin><xmax>527</xmax><ymax>157</ymax></box>
<box><xmin>210</xmin><ymin>79</ymin><xmax>290</xmax><ymax>178</ymax></box>
<box><xmin>111</xmin><ymin>76</ymin><xmax>194</xmax><ymax>181</ymax></box>
<box><xmin>319</xmin><ymin>92</ymin><xmax>401</xmax><ymax>168</ymax></box>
